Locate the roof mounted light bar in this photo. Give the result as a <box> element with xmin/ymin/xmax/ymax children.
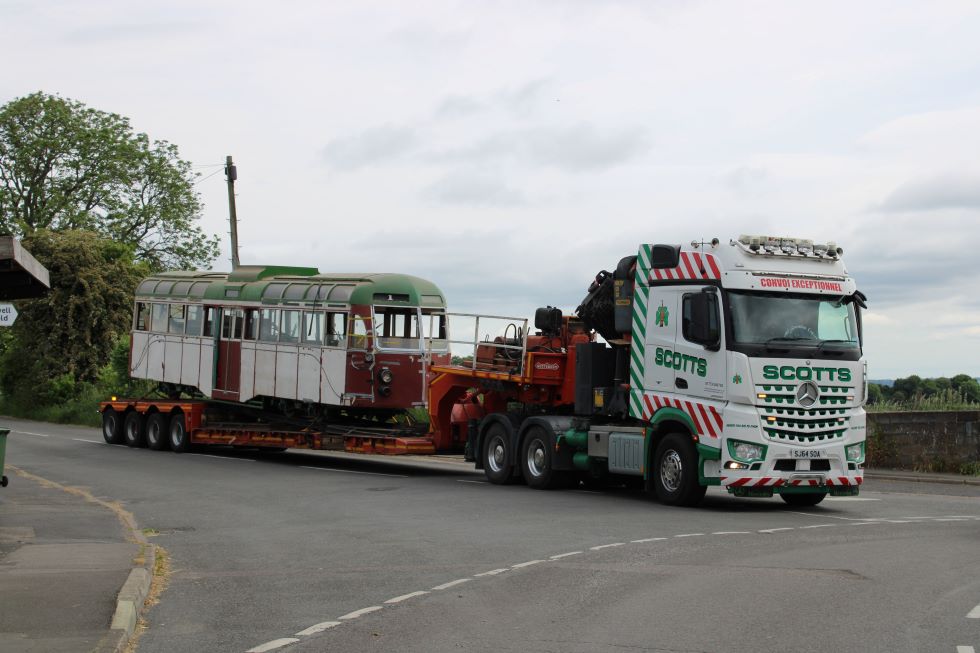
<box><xmin>733</xmin><ymin>235</ymin><xmax>843</xmax><ymax>259</ymax></box>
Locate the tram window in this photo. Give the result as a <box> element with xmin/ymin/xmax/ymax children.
<box><xmin>135</xmin><ymin>303</ymin><xmax>150</xmax><ymax>331</ymax></box>
<box><xmin>326</xmin><ymin>312</ymin><xmax>346</xmax><ymax>347</ymax></box>
<box><xmin>375</xmin><ymin>306</ymin><xmax>420</xmax><ymax>350</ymax></box>
<box><xmin>244</xmin><ymin>309</ymin><xmax>259</xmax><ymax>340</ymax></box>
<box><xmin>285</xmin><ymin>284</ymin><xmax>308</xmax><ymax>300</ymax></box>
<box><xmin>349</xmin><ymin>315</ymin><xmax>369</xmax><ymax>349</ymax></box>
<box><xmin>189</xmin><ymin>282</ymin><xmax>210</xmax><ymax>297</ymax></box>
<box><xmin>173</xmin><ymin>281</ymin><xmax>192</xmax><ymax>296</ymax></box>
<box><xmin>203</xmin><ymin>308</ymin><xmax>216</xmax><ymax>337</ymax></box>
<box><xmin>151</xmin><ymin>304</ymin><xmax>168</xmax><ymax>332</ymax></box>
<box><xmin>303</xmin><ymin>312</ymin><xmax>324</xmax><ymax>344</ymax></box>
<box><xmin>222</xmin><ymin>309</ymin><xmax>244</xmax><ymax>340</ymax></box>
<box><xmin>263</xmin><ymin>283</ymin><xmax>287</xmax><ymax>300</ymax></box>
<box><xmin>156</xmin><ymin>281</ymin><xmax>174</xmax><ymax>295</ymax></box>
<box><xmin>280</xmin><ymin>310</ymin><xmax>301</xmax><ymax>343</ymax></box>
<box><xmin>137</xmin><ymin>280</ymin><xmax>156</xmax><ymax>294</ymax></box>
<box><xmin>186</xmin><ymin>305</ymin><xmax>203</xmax><ymax>336</ymax></box>
<box><xmin>168</xmin><ymin>305</ymin><xmax>186</xmax><ymax>334</ymax></box>
<box><xmin>330</xmin><ymin>285</ymin><xmax>353</xmax><ymax>302</ymax></box>
<box><xmin>422</xmin><ymin>309</ymin><xmax>448</xmax><ymax>349</ymax></box>
<box><xmin>259</xmin><ymin>309</ymin><xmax>279</xmax><ymax>342</ymax></box>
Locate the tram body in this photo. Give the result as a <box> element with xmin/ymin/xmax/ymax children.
<box><xmin>129</xmin><ymin>265</ymin><xmax>449</xmax><ymax>413</ymax></box>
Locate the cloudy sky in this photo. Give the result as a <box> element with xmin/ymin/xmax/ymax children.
<box><xmin>3</xmin><ymin>0</ymin><xmax>979</xmax><ymax>378</ymax></box>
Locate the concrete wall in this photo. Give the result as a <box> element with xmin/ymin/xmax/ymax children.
<box><xmin>867</xmin><ymin>410</ymin><xmax>980</xmax><ymax>473</ymax></box>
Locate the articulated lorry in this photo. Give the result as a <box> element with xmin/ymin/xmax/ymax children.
<box><xmin>102</xmin><ymin>234</ymin><xmax>868</xmax><ymax>507</ymax></box>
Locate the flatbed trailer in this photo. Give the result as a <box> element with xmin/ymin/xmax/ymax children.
<box><xmin>99</xmin><ymin>399</ymin><xmax>436</xmax><ymax>455</ymax></box>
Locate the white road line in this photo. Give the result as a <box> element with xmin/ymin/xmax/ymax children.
<box><xmin>849</xmin><ymin>522</ymin><xmax>880</xmax><ymax>527</ymax></box>
<box><xmin>246</xmin><ymin>638</ymin><xmax>300</xmax><ymax>652</ymax></box>
<box><xmin>431</xmin><ymin>578</ymin><xmax>472</xmax><ymax>591</ymax></box>
<box><xmin>572</xmin><ymin>489</ymin><xmax>602</xmax><ymax>494</ymax></box>
<box><xmin>956</xmin><ymin>646</ymin><xmax>975</xmax><ymax>653</ymax></box>
<box><xmin>675</xmin><ymin>533</ymin><xmax>704</xmax><ymax>538</ymax></box>
<box><xmin>512</xmin><ymin>559</ymin><xmax>544</xmax><ymax>568</ymax></box>
<box><xmin>14</xmin><ymin>430</ymin><xmax>50</xmax><ymax>437</ymax></box>
<box><xmin>631</xmin><ymin>537</ymin><xmax>667</xmax><ymax>543</ymax></box>
<box><xmin>825</xmin><ymin>497</ymin><xmax>880</xmax><ymax>501</ymax></box>
<box><xmin>299</xmin><ymin>465</ymin><xmax>405</xmax><ymax>477</ymax></box>
<box><xmin>549</xmin><ymin>551</ymin><xmax>583</xmax><ymax>559</ymax></box>
<box><xmin>759</xmin><ymin>528</ymin><xmax>793</xmax><ymax>533</ymax></box>
<box><xmin>384</xmin><ymin>591</ymin><xmax>428</xmax><ymax>604</ymax></box>
<box><xmin>193</xmin><ymin>454</ymin><xmax>255</xmax><ymax>462</ymax></box>
<box><xmin>712</xmin><ymin>531</ymin><xmax>750</xmax><ymax>535</ymax></box>
<box><xmin>590</xmin><ymin>542</ymin><xmax>625</xmax><ymax>550</ymax></box>
<box><xmin>294</xmin><ymin>621</ymin><xmax>341</xmax><ymax>636</ymax></box>
<box><xmin>456</xmin><ymin>479</ymin><xmax>488</xmax><ymax>484</ymax></box>
<box><xmin>967</xmin><ymin>603</ymin><xmax>980</xmax><ymax>619</ymax></box>
<box><xmin>338</xmin><ymin>606</ymin><xmax>382</xmax><ymax>620</ymax></box>
<box><xmin>72</xmin><ymin>438</ymin><xmax>102</xmax><ymax>444</ymax></box>
<box><xmin>474</xmin><ymin>568</ymin><xmax>509</xmax><ymax>577</ymax></box>
<box><xmin>934</xmin><ymin>518</ymin><xmax>969</xmax><ymax>522</ymax></box>
<box><xmin>799</xmin><ymin>524</ymin><xmax>835</xmax><ymax>529</ymax></box>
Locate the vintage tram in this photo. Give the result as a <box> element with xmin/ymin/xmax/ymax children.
<box><xmin>128</xmin><ymin>265</ymin><xmax>449</xmax><ymax>416</ymax></box>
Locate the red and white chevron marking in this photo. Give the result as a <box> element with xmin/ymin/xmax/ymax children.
<box><xmin>638</xmin><ymin>392</ymin><xmax>723</xmax><ymax>439</ymax></box>
<box><xmin>648</xmin><ymin>251</ymin><xmax>721</xmax><ymax>282</ymax></box>
<box><xmin>722</xmin><ymin>476</ymin><xmax>864</xmax><ymax>487</ymax></box>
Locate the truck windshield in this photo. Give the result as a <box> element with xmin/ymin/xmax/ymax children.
<box><xmin>727</xmin><ymin>290</ymin><xmax>861</xmax><ymax>357</ymax></box>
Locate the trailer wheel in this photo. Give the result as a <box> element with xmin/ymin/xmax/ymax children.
<box><xmin>102</xmin><ymin>409</ymin><xmax>124</xmax><ymax>445</ymax></box>
<box><xmin>482</xmin><ymin>423</ymin><xmax>515</xmax><ymax>485</ymax></box>
<box><xmin>520</xmin><ymin>428</ymin><xmax>567</xmax><ymax>489</ymax></box>
<box><xmin>169</xmin><ymin>413</ymin><xmax>191</xmax><ymax>453</ymax></box>
<box><xmin>780</xmin><ymin>492</ymin><xmax>826</xmax><ymax>507</ymax></box>
<box><xmin>653</xmin><ymin>433</ymin><xmax>706</xmax><ymax>506</ymax></box>
<box><xmin>145</xmin><ymin>413</ymin><xmax>169</xmax><ymax>451</ymax></box>
<box><xmin>123</xmin><ymin>411</ymin><xmax>146</xmax><ymax>448</ymax></box>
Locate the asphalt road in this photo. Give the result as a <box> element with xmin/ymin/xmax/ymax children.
<box><xmin>4</xmin><ymin>416</ymin><xmax>980</xmax><ymax>653</ymax></box>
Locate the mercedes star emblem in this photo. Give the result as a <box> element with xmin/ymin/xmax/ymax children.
<box><xmin>796</xmin><ymin>381</ymin><xmax>819</xmax><ymax>408</ymax></box>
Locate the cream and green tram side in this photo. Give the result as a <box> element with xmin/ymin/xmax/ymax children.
<box><xmin>129</xmin><ymin>265</ymin><xmax>449</xmax><ymax>414</ymax></box>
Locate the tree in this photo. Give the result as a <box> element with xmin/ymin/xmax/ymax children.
<box><xmin>0</xmin><ymin>92</ymin><xmax>219</xmax><ymax>270</ymax></box>
<box><xmin>0</xmin><ymin>230</ymin><xmax>145</xmax><ymax>404</ymax></box>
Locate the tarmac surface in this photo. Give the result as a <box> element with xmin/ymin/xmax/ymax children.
<box><xmin>0</xmin><ymin>417</ymin><xmax>977</xmax><ymax>652</ymax></box>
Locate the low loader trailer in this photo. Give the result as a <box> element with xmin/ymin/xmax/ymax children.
<box><xmin>102</xmin><ymin>234</ymin><xmax>869</xmax><ymax>507</ymax></box>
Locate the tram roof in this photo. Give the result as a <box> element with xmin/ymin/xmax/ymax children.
<box><xmin>135</xmin><ymin>266</ymin><xmax>446</xmax><ymax>308</ymax></box>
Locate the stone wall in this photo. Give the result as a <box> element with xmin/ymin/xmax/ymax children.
<box><xmin>867</xmin><ymin>410</ymin><xmax>980</xmax><ymax>473</ymax></box>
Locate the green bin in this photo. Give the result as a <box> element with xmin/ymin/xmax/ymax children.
<box><xmin>0</xmin><ymin>428</ymin><xmax>8</xmax><ymax>487</ymax></box>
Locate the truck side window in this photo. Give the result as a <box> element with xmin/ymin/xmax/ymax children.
<box><xmin>682</xmin><ymin>291</ymin><xmax>720</xmax><ymax>349</ymax></box>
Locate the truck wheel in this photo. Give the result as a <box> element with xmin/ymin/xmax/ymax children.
<box><xmin>123</xmin><ymin>411</ymin><xmax>146</xmax><ymax>448</ymax></box>
<box><xmin>145</xmin><ymin>413</ymin><xmax>169</xmax><ymax>451</ymax></box>
<box><xmin>169</xmin><ymin>413</ymin><xmax>191</xmax><ymax>453</ymax></box>
<box><xmin>520</xmin><ymin>428</ymin><xmax>567</xmax><ymax>489</ymax></box>
<box><xmin>653</xmin><ymin>433</ymin><xmax>706</xmax><ymax>506</ymax></box>
<box><xmin>781</xmin><ymin>492</ymin><xmax>827</xmax><ymax>507</ymax></box>
<box><xmin>102</xmin><ymin>409</ymin><xmax>124</xmax><ymax>445</ymax></box>
<box><xmin>482</xmin><ymin>423</ymin><xmax>515</xmax><ymax>485</ymax></box>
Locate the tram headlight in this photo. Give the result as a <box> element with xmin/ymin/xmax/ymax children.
<box><xmin>378</xmin><ymin>367</ymin><xmax>394</xmax><ymax>384</ymax></box>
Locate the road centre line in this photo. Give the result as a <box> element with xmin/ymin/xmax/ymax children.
<box><xmin>675</xmin><ymin>533</ymin><xmax>704</xmax><ymax>537</ymax></box>
<box><xmin>631</xmin><ymin>537</ymin><xmax>667</xmax><ymax>543</ymax></box>
<box><xmin>956</xmin><ymin>646</ymin><xmax>975</xmax><ymax>653</ymax></box>
<box><xmin>475</xmin><ymin>568</ymin><xmax>509</xmax><ymax>576</ymax></box>
<box><xmin>967</xmin><ymin>603</ymin><xmax>980</xmax><ymax>619</ymax></box>
<box><xmin>549</xmin><ymin>551</ymin><xmax>583</xmax><ymax>559</ymax></box>
<box><xmin>431</xmin><ymin>578</ymin><xmax>472</xmax><ymax>591</ymax></box>
<box><xmin>456</xmin><ymin>479</ymin><xmax>487</xmax><ymax>484</ymax></box>
<box><xmin>246</xmin><ymin>638</ymin><xmax>300</xmax><ymax>653</ymax></box>
<box><xmin>759</xmin><ymin>528</ymin><xmax>794</xmax><ymax>533</ymax></box>
<box><xmin>193</xmin><ymin>454</ymin><xmax>255</xmax><ymax>462</ymax></box>
<box><xmin>712</xmin><ymin>531</ymin><xmax>750</xmax><ymax>535</ymax></box>
<box><xmin>72</xmin><ymin>438</ymin><xmax>102</xmax><ymax>444</ymax></box>
<box><xmin>338</xmin><ymin>606</ymin><xmax>382</xmax><ymax>620</ymax></box>
<box><xmin>590</xmin><ymin>542</ymin><xmax>625</xmax><ymax>550</ymax></box>
<box><xmin>294</xmin><ymin>622</ymin><xmax>340</xmax><ymax>636</ymax></box>
<box><xmin>799</xmin><ymin>524</ymin><xmax>835</xmax><ymax>529</ymax></box>
<box><xmin>384</xmin><ymin>591</ymin><xmax>428</xmax><ymax>604</ymax></box>
<box><xmin>299</xmin><ymin>465</ymin><xmax>406</xmax><ymax>477</ymax></box>
<box><xmin>512</xmin><ymin>559</ymin><xmax>545</xmax><ymax>568</ymax></box>
<box><xmin>14</xmin><ymin>430</ymin><xmax>49</xmax><ymax>437</ymax></box>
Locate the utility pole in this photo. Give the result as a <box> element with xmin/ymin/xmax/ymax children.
<box><xmin>225</xmin><ymin>155</ymin><xmax>240</xmax><ymax>269</ymax></box>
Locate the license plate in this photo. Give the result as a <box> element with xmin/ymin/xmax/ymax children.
<box><xmin>792</xmin><ymin>449</ymin><xmax>821</xmax><ymax>459</ymax></box>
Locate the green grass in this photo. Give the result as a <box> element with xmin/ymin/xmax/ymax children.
<box><xmin>868</xmin><ymin>388</ymin><xmax>980</xmax><ymax>412</ymax></box>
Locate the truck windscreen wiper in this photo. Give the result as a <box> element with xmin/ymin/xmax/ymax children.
<box><xmin>816</xmin><ymin>339</ymin><xmax>858</xmax><ymax>353</ymax></box>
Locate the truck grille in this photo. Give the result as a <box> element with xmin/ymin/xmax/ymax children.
<box><xmin>756</xmin><ymin>384</ymin><xmax>856</xmax><ymax>446</ymax></box>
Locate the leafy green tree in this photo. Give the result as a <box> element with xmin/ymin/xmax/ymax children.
<box><xmin>867</xmin><ymin>382</ymin><xmax>885</xmax><ymax>405</ymax></box>
<box><xmin>0</xmin><ymin>92</ymin><xmax>219</xmax><ymax>270</ymax></box>
<box><xmin>0</xmin><ymin>230</ymin><xmax>145</xmax><ymax>404</ymax></box>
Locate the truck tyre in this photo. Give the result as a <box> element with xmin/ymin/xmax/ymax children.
<box><xmin>780</xmin><ymin>492</ymin><xmax>827</xmax><ymax>507</ymax></box>
<box><xmin>482</xmin><ymin>422</ymin><xmax>515</xmax><ymax>485</ymax></box>
<box><xmin>102</xmin><ymin>409</ymin><xmax>124</xmax><ymax>445</ymax></box>
<box><xmin>520</xmin><ymin>427</ymin><xmax>567</xmax><ymax>489</ymax></box>
<box><xmin>145</xmin><ymin>413</ymin><xmax>169</xmax><ymax>451</ymax></box>
<box><xmin>123</xmin><ymin>411</ymin><xmax>146</xmax><ymax>448</ymax></box>
<box><xmin>653</xmin><ymin>433</ymin><xmax>706</xmax><ymax>506</ymax></box>
<box><xmin>169</xmin><ymin>413</ymin><xmax>191</xmax><ymax>453</ymax></box>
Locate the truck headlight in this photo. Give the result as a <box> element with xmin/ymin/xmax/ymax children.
<box><xmin>846</xmin><ymin>442</ymin><xmax>865</xmax><ymax>463</ymax></box>
<box><xmin>728</xmin><ymin>439</ymin><xmax>767</xmax><ymax>463</ymax></box>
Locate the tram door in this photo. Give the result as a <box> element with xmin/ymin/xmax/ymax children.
<box><xmin>213</xmin><ymin>307</ymin><xmax>243</xmax><ymax>399</ymax></box>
